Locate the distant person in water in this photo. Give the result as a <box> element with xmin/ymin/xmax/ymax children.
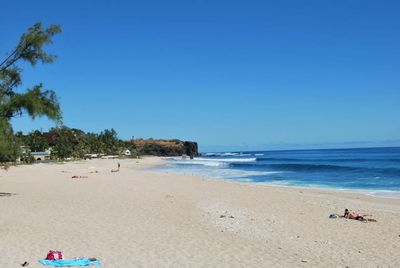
<box><xmin>344</xmin><ymin>209</ymin><xmax>377</xmax><ymax>222</ymax></box>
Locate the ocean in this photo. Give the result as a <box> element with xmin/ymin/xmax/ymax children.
<box><xmin>154</xmin><ymin>147</ymin><xmax>400</xmax><ymax>199</ymax></box>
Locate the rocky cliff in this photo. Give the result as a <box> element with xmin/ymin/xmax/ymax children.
<box><xmin>134</xmin><ymin>139</ymin><xmax>199</xmax><ymax>157</ymax></box>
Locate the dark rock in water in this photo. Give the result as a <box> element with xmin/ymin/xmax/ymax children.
<box><xmin>184</xmin><ymin>141</ymin><xmax>199</xmax><ymax>158</ymax></box>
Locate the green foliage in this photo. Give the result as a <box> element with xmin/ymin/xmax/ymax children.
<box><xmin>135</xmin><ymin>140</ymin><xmax>198</xmax><ymax>156</ymax></box>
<box><xmin>25</xmin><ymin>130</ymin><xmax>49</xmax><ymax>152</ymax></box>
<box><xmin>43</xmin><ymin>127</ymin><xmax>133</xmax><ymax>160</ymax></box>
<box><xmin>14</xmin><ymin>126</ymin><xmax>195</xmax><ymax>161</ymax></box>
<box><xmin>0</xmin><ymin>118</ymin><xmax>20</xmax><ymax>163</ymax></box>
<box><xmin>121</xmin><ymin>140</ymin><xmax>139</xmax><ymax>158</ymax></box>
<box><xmin>84</xmin><ymin>133</ymin><xmax>102</xmax><ymax>154</ymax></box>
<box><xmin>98</xmin><ymin>129</ymin><xmax>121</xmax><ymax>155</ymax></box>
<box><xmin>49</xmin><ymin>127</ymin><xmax>81</xmax><ymax>160</ymax></box>
<box><xmin>20</xmin><ymin>151</ymin><xmax>34</xmax><ymax>164</ymax></box>
<box><xmin>0</xmin><ymin>22</ymin><xmax>62</xmax><ymax>122</ymax></box>
<box><xmin>0</xmin><ymin>84</ymin><xmax>60</xmax><ymax>121</ymax></box>
<box><xmin>139</xmin><ymin>142</ymin><xmax>183</xmax><ymax>156</ymax></box>
<box><xmin>0</xmin><ymin>22</ymin><xmax>62</xmax><ymax>164</ymax></box>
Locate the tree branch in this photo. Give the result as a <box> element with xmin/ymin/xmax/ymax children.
<box><xmin>0</xmin><ymin>45</ymin><xmax>28</xmax><ymax>73</ymax></box>
<box><xmin>0</xmin><ymin>48</ymin><xmax>18</xmax><ymax>68</ymax></box>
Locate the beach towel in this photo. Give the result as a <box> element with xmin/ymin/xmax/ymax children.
<box><xmin>39</xmin><ymin>258</ymin><xmax>101</xmax><ymax>267</ymax></box>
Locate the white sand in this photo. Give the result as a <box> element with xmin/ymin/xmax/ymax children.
<box><xmin>1</xmin><ymin>157</ymin><xmax>400</xmax><ymax>267</ymax></box>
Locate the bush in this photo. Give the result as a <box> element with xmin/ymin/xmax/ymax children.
<box><xmin>21</xmin><ymin>152</ymin><xmax>35</xmax><ymax>164</ymax></box>
<box><xmin>0</xmin><ymin>119</ymin><xmax>20</xmax><ymax>164</ymax></box>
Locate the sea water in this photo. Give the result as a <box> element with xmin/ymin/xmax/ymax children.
<box><xmin>154</xmin><ymin>147</ymin><xmax>400</xmax><ymax>199</ymax></box>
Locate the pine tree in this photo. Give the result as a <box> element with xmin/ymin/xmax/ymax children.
<box><xmin>0</xmin><ymin>22</ymin><xmax>62</xmax><ymax>163</ymax></box>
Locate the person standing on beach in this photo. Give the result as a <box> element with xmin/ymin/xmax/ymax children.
<box><xmin>118</xmin><ymin>162</ymin><xmax>120</xmax><ymax>170</ymax></box>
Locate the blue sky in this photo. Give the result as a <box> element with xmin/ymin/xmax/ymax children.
<box><xmin>1</xmin><ymin>0</ymin><xmax>400</xmax><ymax>151</ymax></box>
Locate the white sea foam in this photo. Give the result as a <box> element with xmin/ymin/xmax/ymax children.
<box><xmin>221</xmin><ymin>152</ymin><xmax>240</xmax><ymax>156</ymax></box>
<box><xmin>202</xmin><ymin>152</ymin><xmax>253</xmax><ymax>157</ymax></box>
<box><xmin>335</xmin><ymin>188</ymin><xmax>400</xmax><ymax>199</ymax></box>
<box><xmin>169</xmin><ymin>160</ymin><xmax>226</xmax><ymax>167</ymax></box>
<box><xmin>366</xmin><ymin>190</ymin><xmax>400</xmax><ymax>199</ymax></box>
<box><xmin>158</xmin><ymin>159</ymin><xmax>283</xmax><ymax>180</ymax></box>
<box><xmin>203</xmin><ymin>152</ymin><xmax>240</xmax><ymax>156</ymax></box>
<box><xmin>217</xmin><ymin>170</ymin><xmax>282</xmax><ymax>178</ymax></box>
<box><xmin>193</xmin><ymin>157</ymin><xmax>257</xmax><ymax>162</ymax></box>
<box><xmin>167</xmin><ymin>157</ymin><xmax>257</xmax><ymax>168</ymax></box>
<box><xmin>232</xmin><ymin>178</ymin><xmax>254</xmax><ymax>182</ymax></box>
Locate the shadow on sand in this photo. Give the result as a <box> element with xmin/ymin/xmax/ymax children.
<box><xmin>0</xmin><ymin>192</ymin><xmax>15</xmax><ymax>197</ymax></box>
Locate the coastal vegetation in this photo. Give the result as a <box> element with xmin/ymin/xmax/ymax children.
<box><xmin>0</xmin><ymin>22</ymin><xmax>62</xmax><ymax>164</ymax></box>
<box><xmin>16</xmin><ymin>128</ymin><xmax>198</xmax><ymax>161</ymax></box>
<box><xmin>17</xmin><ymin>127</ymin><xmax>139</xmax><ymax>161</ymax></box>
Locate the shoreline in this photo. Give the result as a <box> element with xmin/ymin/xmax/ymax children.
<box><xmin>153</xmin><ymin>157</ymin><xmax>400</xmax><ymax>201</ymax></box>
<box><xmin>1</xmin><ymin>157</ymin><xmax>399</xmax><ymax>267</ymax></box>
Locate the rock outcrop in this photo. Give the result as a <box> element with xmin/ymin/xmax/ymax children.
<box><xmin>134</xmin><ymin>139</ymin><xmax>199</xmax><ymax>157</ymax></box>
<box><xmin>184</xmin><ymin>141</ymin><xmax>198</xmax><ymax>158</ymax></box>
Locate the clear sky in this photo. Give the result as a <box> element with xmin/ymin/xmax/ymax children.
<box><xmin>2</xmin><ymin>0</ymin><xmax>400</xmax><ymax>151</ymax></box>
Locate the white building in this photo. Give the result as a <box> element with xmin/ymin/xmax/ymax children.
<box><xmin>31</xmin><ymin>149</ymin><xmax>51</xmax><ymax>161</ymax></box>
<box><xmin>121</xmin><ymin>149</ymin><xmax>131</xmax><ymax>156</ymax></box>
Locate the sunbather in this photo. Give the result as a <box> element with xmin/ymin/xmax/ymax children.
<box><xmin>344</xmin><ymin>209</ymin><xmax>376</xmax><ymax>222</ymax></box>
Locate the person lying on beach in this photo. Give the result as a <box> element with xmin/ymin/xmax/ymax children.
<box><xmin>111</xmin><ymin>169</ymin><xmax>119</xmax><ymax>173</ymax></box>
<box><xmin>343</xmin><ymin>209</ymin><xmax>377</xmax><ymax>222</ymax></box>
<box><xmin>71</xmin><ymin>175</ymin><xmax>88</xmax><ymax>179</ymax></box>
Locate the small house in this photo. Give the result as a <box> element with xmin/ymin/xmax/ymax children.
<box><xmin>31</xmin><ymin>149</ymin><xmax>51</xmax><ymax>161</ymax></box>
<box><xmin>121</xmin><ymin>149</ymin><xmax>131</xmax><ymax>156</ymax></box>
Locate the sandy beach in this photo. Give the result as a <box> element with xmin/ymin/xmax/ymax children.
<box><xmin>1</xmin><ymin>157</ymin><xmax>399</xmax><ymax>267</ymax></box>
